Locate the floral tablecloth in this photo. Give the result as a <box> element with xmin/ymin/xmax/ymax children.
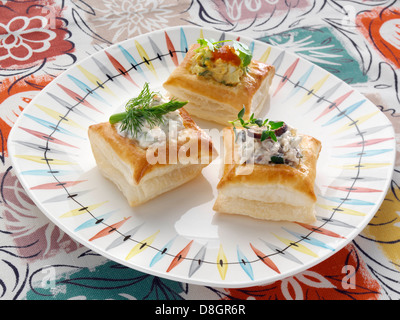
<box><xmin>1</xmin><ymin>0</ymin><xmax>399</xmax><ymax>300</ymax></box>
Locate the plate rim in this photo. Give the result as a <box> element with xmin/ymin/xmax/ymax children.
<box><xmin>7</xmin><ymin>25</ymin><xmax>397</xmax><ymax>288</ymax></box>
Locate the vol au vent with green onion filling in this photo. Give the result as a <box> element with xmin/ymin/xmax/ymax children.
<box><xmin>230</xmin><ymin>107</ymin><xmax>303</xmax><ymax>166</ymax></box>
<box><xmin>109</xmin><ymin>82</ymin><xmax>191</xmax><ymax>149</ymax></box>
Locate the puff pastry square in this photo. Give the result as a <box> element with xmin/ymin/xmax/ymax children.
<box><xmin>88</xmin><ymin>108</ymin><xmax>216</xmax><ymax>207</ymax></box>
<box><xmin>163</xmin><ymin>44</ymin><xmax>275</xmax><ymax>126</ymax></box>
<box><xmin>213</xmin><ymin>128</ymin><xmax>321</xmax><ymax>223</ymax></box>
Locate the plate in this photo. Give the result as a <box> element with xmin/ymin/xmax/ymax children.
<box><xmin>8</xmin><ymin>26</ymin><xmax>396</xmax><ymax>288</ymax></box>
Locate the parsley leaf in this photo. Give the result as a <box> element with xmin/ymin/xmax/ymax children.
<box><xmin>232</xmin><ymin>41</ymin><xmax>252</xmax><ymax>67</ymax></box>
<box><xmin>229</xmin><ymin>106</ymin><xmax>284</xmax><ymax>142</ymax></box>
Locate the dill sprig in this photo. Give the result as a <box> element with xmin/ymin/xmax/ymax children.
<box><xmin>109</xmin><ymin>83</ymin><xmax>188</xmax><ymax>137</ymax></box>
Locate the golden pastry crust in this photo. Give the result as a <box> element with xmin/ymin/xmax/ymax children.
<box><xmin>88</xmin><ymin>108</ymin><xmax>217</xmax><ymax>206</ymax></box>
<box><xmin>163</xmin><ymin>44</ymin><xmax>275</xmax><ymax>125</ymax></box>
<box><xmin>213</xmin><ymin>128</ymin><xmax>321</xmax><ymax>223</ymax></box>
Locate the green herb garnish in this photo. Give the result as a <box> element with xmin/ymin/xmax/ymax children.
<box><xmin>229</xmin><ymin>106</ymin><xmax>284</xmax><ymax>142</ymax></box>
<box><xmin>196</xmin><ymin>38</ymin><xmax>252</xmax><ymax>68</ymax></box>
<box><xmin>109</xmin><ymin>83</ymin><xmax>187</xmax><ymax>136</ymax></box>
<box><xmin>270</xmin><ymin>155</ymin><xmax>284</xmax><ymax>164</ymax></box>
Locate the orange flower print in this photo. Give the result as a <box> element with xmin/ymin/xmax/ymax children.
<box><xmin>0</xmin><ymin>16</ymin><xmax>56</xmax><ymax>63</ymax></box>
<box><xmin>0</xmin><ymin>0</ymin><xmax>73</xmax><ymax>69</ymax></box>
<box><xmin>0</xmin><ymin>74</ymin><xmax>54</xmax><ymax>156</ymax></box>
<box><xmin>224</xmin><ymin>244</ymin><xmax>380</xmax><ymax>300</ymax></box>
<box><xmin>357</xmin><ymin>6</ymin><xmax>400</xmax><ymax>69</ymax></box>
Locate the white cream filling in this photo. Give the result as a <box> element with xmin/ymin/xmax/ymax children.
<box><xmin>236</xmin><ymin>125</ymin><xmax>303</xmax><ymax>166</ymax></box>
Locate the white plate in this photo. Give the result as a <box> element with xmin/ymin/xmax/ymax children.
<box><xmin>8</xmin><ymin>26</ymin><xmax>396</xmax><ymax>288</ymax></box>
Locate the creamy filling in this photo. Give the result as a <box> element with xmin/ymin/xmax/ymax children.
<box><xmin>190</xmin><ymin>47</ymin><xmax>244</xmax><ymax>85</ymax></box>
<box><xmin>236</xmin><ymin>125</ymin><xmax>303</xmax><ymax>166</ymax></box>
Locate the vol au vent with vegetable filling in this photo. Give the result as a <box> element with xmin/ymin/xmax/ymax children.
<box><xmin>229</xmin><ymin>107</ymin><xmax>303</xmax><ymax>166</ymax></box>
<box><xmin>163</xmin><ymin>38</ymin><xmax>275</xmax><ymax>126</ymax></box>
<box><xmin>213</xmin><ymin>107</ymin><xmax>322</xmax><ymax>223</ymax></box>
<box><xmin>190</xmin><ymin>38</ymin><xmax>252</xmax><ymax>86</ymax></box>
<box><xmin>88</xmin><ymin>82</ymin><xmax>217</xmax><ymax>207</ymax></box>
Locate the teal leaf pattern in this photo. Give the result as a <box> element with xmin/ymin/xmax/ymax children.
<box><xmin>257</xmin><ymin>27</ymin><xmax>369</xmax><ymax>84</ymax></box>
<box><xmin>26</xmin><ymin>261</ymin><xmax>187</xmax><ymax>300</ymax></box>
